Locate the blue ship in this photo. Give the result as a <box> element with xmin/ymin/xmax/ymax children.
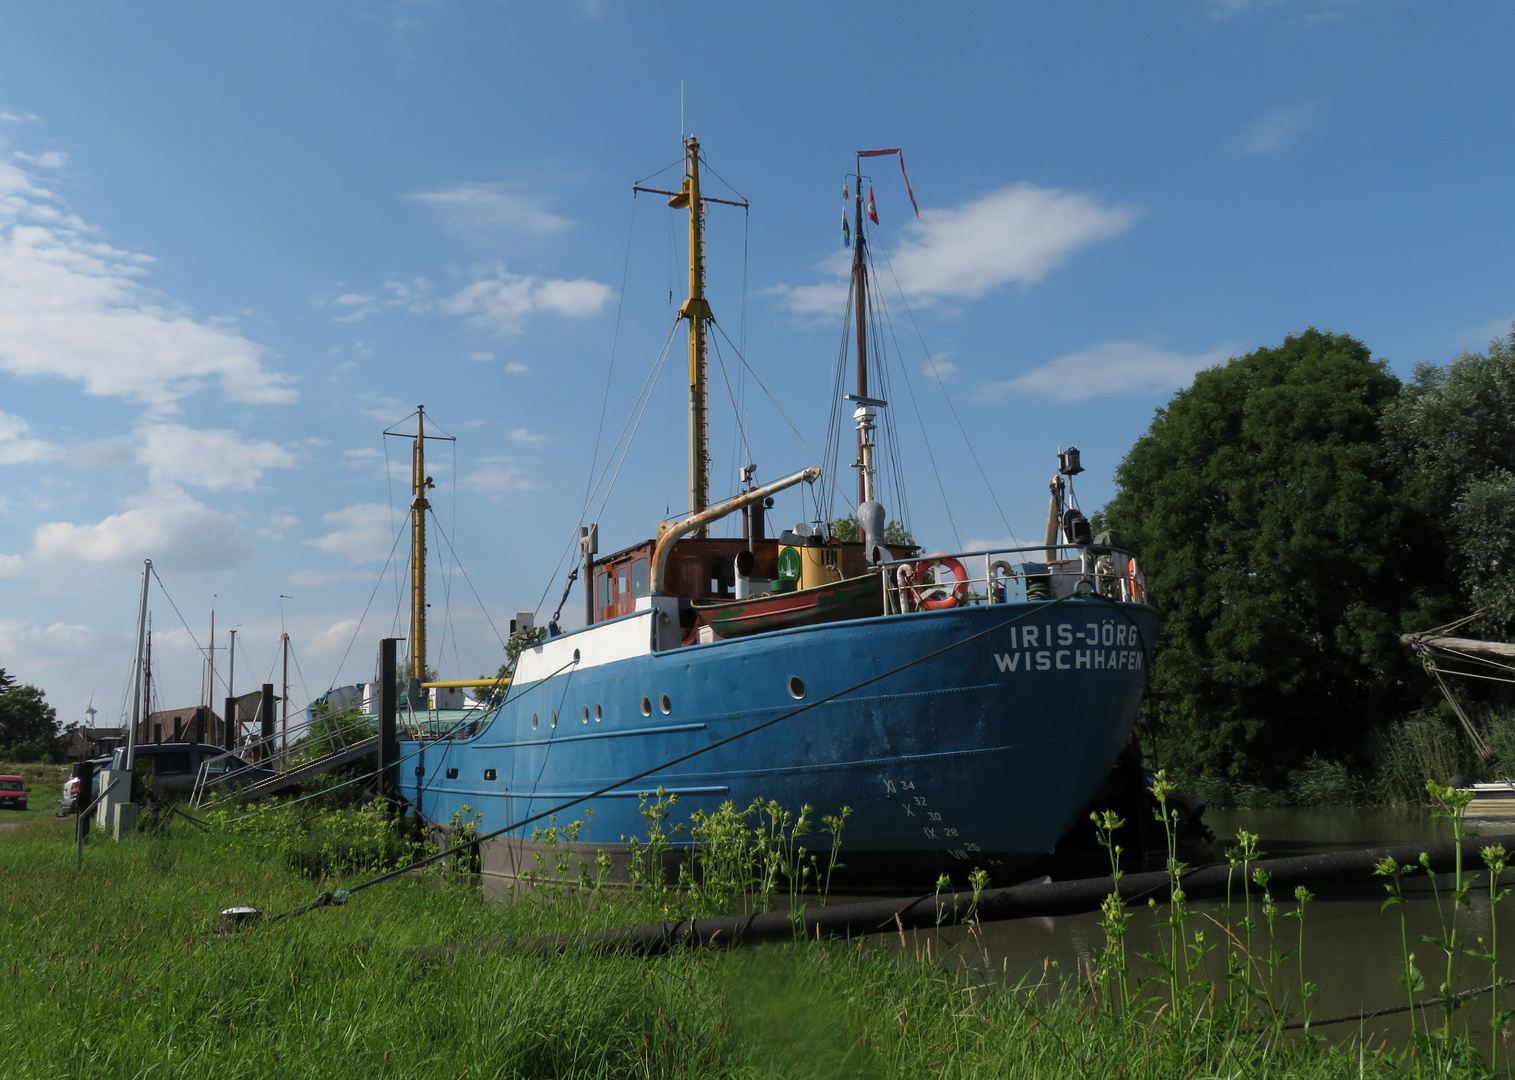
<box><xmin>399</xmin><ymin>139</ymin><xmax>1159</xmax><ymax>891</ymax></box>
<box><xmin>410</xmin><ymin>586</ymin><xmax>1155</xmax><ymax>891</ymax></box>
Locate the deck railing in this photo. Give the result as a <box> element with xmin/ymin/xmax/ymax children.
<box><xmin>877</xmin><ymin>543</ymin><xmax>1146</xmax><ymax>614</ymax></box>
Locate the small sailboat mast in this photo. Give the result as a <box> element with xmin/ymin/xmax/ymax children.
<box><xmin>410</xmin><ymin>405</ymin><xmax>432</xmax><ymax>684</ymax></box>
<box><xmin>850</xmin><ymin>157</ymin><xmax>873</xmax><ymax>508</ymax></box>
<box><xmin>383</xmin><ymin>405</ymin><xmax>453</xmax><ymax>692</ymax></box>
<box><xmin>125</xmin><ymin>559</ymin><xmax>151</xmax><ymax>770</ymax></box>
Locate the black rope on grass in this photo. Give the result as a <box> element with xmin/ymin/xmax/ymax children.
<box><xmin>260</xmin><ymin>593</ymin><xmax>1083</xmax><ymax>926</ymax></box>
<box><xmin>1283</xmin><ymin>976</ymin><xmax>1515</xmax><ymax>1030</ymax></box>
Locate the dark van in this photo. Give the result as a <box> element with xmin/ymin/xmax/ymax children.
<box><xmin>109</xmin><ymin>743</ymin><xmax>275</xmax><ymax>799</ymax></box>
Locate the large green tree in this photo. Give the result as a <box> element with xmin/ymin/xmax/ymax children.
<box><xmin>0</xmin><ymin>668</ymin><xmax>65</xmax><ymax>762</ymax></box>
<box><xmin>1103</xmin><ymin>330</ymin><xmax>1447</xmax><ymax>788</ymax></box>
<box><xmin>1382</xmin><ymin>324</ymin><xmax>1515</xmax><ymax>637</ymax></box>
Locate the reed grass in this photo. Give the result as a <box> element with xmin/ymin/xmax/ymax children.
<box><xmin>1</xmin><ymin>799</ymin><xmax>1494</xmax><ymax>1079</ymax></box>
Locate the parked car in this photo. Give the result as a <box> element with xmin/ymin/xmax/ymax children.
<box><xmin>105</xmin><ymin>743</ymin><xmax>276</xmax><ymax>800</ymax></box>
<box><xmin>59</xmin><ymin>757</ymin><xmax>114</xmax><ymax>814</ymax></box>
<box><xmin>0</xmin><ymin>775</ymin><xmax>30</xmax><ymax>811</ymax></box>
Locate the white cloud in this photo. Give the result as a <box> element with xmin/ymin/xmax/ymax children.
<box><xmin>1208</xmin><ymin>0</ymin><xmax>1352</xmax><ymax>21</ymax></box>
<box><xmin>0</xmin><ymin>156</ymin><xmax>295</xmax><ymax>413</ymax></box>
<box><xmin>1207</xmin><ymin>0</ymin><xmax>1280</xmax><ymax>17</ymax></box>
<box><xmin>507</xmin><ymin>428</ymin><xmax>548</xmax><ymax>445</ymax></box>
<box><xmin>924</xmin><ymin>356</ymin><xmax>958</xmax><ymax>382</ymax></box>
<box><xmin>505</xmin><ymin>362</ymin><xmax>528</xmax><ymax>374</ymax></box>
<box><xmin>331</xmin><ymin>292</ymin><xmax>379</xmax><ymax>322</ymax></box>
<box><xmin>772</xmin><ymin>185</ymin><xmax>1135</xmax><ymax>315</ymax></box>
<box><xmin>12</xmin><ymin>150</ymin><xmax>67</xmax><ymax>169</ymax></box>
<box><xmin>1464</xmin><ymin>317</ymin><xmax>1514</xmax><ymax>347</ymax></box>
<box><xmin>308</xmin><ymin>617</ymin><xmax>361</xmax><ymax>656</ymax></box>
<box><xmin>461</xmin><ymin>456</ymin><xmax>539</xmax><ymax>495</ymax></box>
<box><xmin>0</xmin><ymin>552</ymin><xmax>23</xmax><ymax>576</ymax></box>
<box><xmin>963</xmin><ymin>534</ymin><xmax>1028</xmax><ymax>554</ymax></box>
<box><xmin>69</xmin><ymin>436</ymin><xmax>136</xmax><ymax>467</ymax></box>
<box><xmin>1240</xmin><ymin>107</ymin><xmax>1310</xmax><ymax>155</ymax></box>
<box><xmin>406</xmin><ymin>183</ymin><xmax>574</xmax><ymax>244</ymax></box>
<box><xmin>980</xmin><ymin>341</ymin><xmax>1233</xmax><ymax>403</ymax></box>
<box><xmin>305</xmin><ymin>503</ymin><xmax>397</xmax><ymax>564</ymax></box>
<box><xmin>342</xmin><ymin>447</ymin><xmax>383</xmax><ymax>467</ymax></box>
<box><xmin>469</xmin><ymin>351</ymin><xmax>495</xmax><ymax>362</ymax></box>
<box><xmin>136</xmin><ymin>423</ymin><xmax>297</xmax><ymax>490</ymax></box>
<box><xmin>0</xmin><ymin>617</ymin><xmax>93</xmax><ymax>654</ymax></box>
<box><xmin>442</xmin><ymin>265</ymin><xmax>613</xmax><ymax>335</ymax></box>
<box><xmin>31</xmin><ymin>486</ymin><xmax>256</xmax><ymax>571</ymax></box>
<box><xmin>285</xmin><ymin>570</ymin><xmax>374</xmax><ymax>588</ymax></box>
<box><xmin>358</xmin><ymin>394</ymin><xmax>407</xmax><ymax>422</ymax></box>
<box><xmin>0</xmin><ymin>410</ymin><xmax>60</xmax><ymax>465</ymax></box>
<box><xmin>257</xmin><ymin>511</ymin><xmax>300</xmax><ymax>542</ymax></box>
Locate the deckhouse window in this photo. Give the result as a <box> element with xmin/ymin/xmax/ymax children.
<box><xmin>631</xmin><ymin>558</ymin><xmax>649</xmax><ymax>598</ymax></box>
<box><xmin>616</xmin><ymin>563</ymin><xmax>630</xmax><ymax>604</ymax></box>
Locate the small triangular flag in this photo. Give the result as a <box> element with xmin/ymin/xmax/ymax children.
<box><xmin>867</xmin><ymin>186</ymin><xmax>879</xmax><ymax>225</ymax></box>
<box><xmin>842</xmin><ymin>212</ymin><xmax>851</xmax><ymax>248</ymax></box>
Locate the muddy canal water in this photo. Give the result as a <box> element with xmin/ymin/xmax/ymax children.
<box><xmin>894</xmin><ymin>809</ymin><xmax>1515</xmax><ymax>1046</ymax></box>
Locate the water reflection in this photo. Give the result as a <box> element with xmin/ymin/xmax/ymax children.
<box><xmin>886</xmin><ymin>808</ymin><xmax>1515</xmax><ymax>1052</ymax></box>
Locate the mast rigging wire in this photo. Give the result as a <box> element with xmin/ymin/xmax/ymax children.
<box><xmin>427</xmin><ymin>509</ymin><xmax>507</xmax><ymax>650</ymax></box>
<box><xmin>579</xmin><ymin>197</ymin><xmax>640</xmax><ymax>526</ymax></box>
<box><xmin>324</xmin><ymin>508</ymin><xmax>409</xmax><ymax>691</ymax></box>
<box><xmin>876</xmin><ymin>240</ymin><xmax>1019</xmax><ymax>546</ymax></box>
<box><xmin>264</xmin><ymin>592</ymin><xmax>1099</xmax><ymax>924</ymax></box>
<box><xmin>710</xmin><ymin>319</ymin><xmax>854</xmax><ymax>513</ymax></box>
<box><xmin>864</xmin><ymin>256</ymin><xmax>959</xmax><ymax>549</ymax></box>
<box><xmin>530</xmin><ymin>319</ymin><xmax>683</xmax><ymax>618</ymax></box>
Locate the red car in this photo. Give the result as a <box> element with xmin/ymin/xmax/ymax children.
<box><xmin>0</xmin><ymin>775</ymin><xmax>29</xmax><ymax>811</ymax></box>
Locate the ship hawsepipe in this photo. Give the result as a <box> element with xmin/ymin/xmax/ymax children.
<box><xmin>408</xmin><ymin>583</ymin><xmax>1157</xmax><ymax>892</ymax></box>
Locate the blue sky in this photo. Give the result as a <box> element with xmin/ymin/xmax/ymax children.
<box><xmin>1</xmin><ymin>1</ymin><xmax>1511</xmax><ymax>725</ymax></box>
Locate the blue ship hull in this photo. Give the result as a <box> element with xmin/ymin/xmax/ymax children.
<box><xmin>406</xmin><ymin>597</ymin><xmax>1158</xmax><ymax>889</ymax></box>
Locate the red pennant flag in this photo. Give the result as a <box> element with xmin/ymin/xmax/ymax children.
<box><xmin>867</xmin><ymin>186</ymin><xmax>878</xmax><ymax>225</ymax></box>
<box><xmin>858</xmin><ymin>148</ymin><xmax>920</xmax><ymax>217</ymax></box>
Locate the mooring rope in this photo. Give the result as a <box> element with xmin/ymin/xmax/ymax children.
<box><xmin>260</xmin><ymin>592</ymin><xmax>1108</xmax><ymax>925</ymax></box>
<box><xmin>1283</xmin><ymin>976</ymin><xmax>1515</xmax><ymax>1031</ymax></box>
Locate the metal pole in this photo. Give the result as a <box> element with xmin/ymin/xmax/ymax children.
<box><xmin>260</xmin><ymin>684</ymin><xmax>275</xmax><ymax>764</ymax></box>
<box><xmin>379</xmin><ymin>638</ymin><xmax>400</xmax><ymax>808</ymax></box>
<box><xmin>281</xmin><ymin>633</ymin><xmax>289</xmax><ymax>764</ymax></box>
<box><xmin>207</xmin><ymin>609</ymin><xmax>215</xmax><ymax>720</ymax></box>
<box><xmin>679</xmin><ymin>138</ymin><xmax>711</xmax><ymax>537</ymax></box>
<box><xmin>410</xmin><ymin>407</ymin><xmax>429</xmax><ymax>684</ymax></box>
<box><xmin>853</xmin><ymin>159</ymin><xmax>868</xmax><ymax>505</ymax></box>
<box><xmin>125</xmin><ymin>560</ymin><xmax>150</xmax><ymax>771</ymax></box>
<box><xmin>72</xmin><ymin>760</ymin><xmax>93</xmax><ymax>838</ymax></box>
<box><xmin>224</xmin><ymin>628</ymin><xmax>236</xmax><ymax>751</ymax></box>
<box><xmin>580</xmin><ymin>525</ymin><xmax>598</xmax><ymax>628</ymax></box>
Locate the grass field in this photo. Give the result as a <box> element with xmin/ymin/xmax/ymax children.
<box><xmin>0</xmin><ymin>804</ymin><xmax>1495</xmax><ymax>1078</ymax></box>
<box><xmin>0</xmin><ymin>761</ymin><xmax>66</xmax><ymax>827</ymax></box>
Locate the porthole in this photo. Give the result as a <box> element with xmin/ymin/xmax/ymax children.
<box><xmin>594</xmin><ymin>703</ymin><xmax>603</xmax><ymax>723</ymax></box>
<box><xmin>414</xmin><ymin>766</ymin><xmax>425</xmax><ymax>777</ymax></box>
<box><xmin>573</xmin><ymin>648</ymin><xmax>581</xmax><ymax>662</ymax></box>
<box><xmin>550</xmin><ymin>710</ymin><xmax>557</xmax><ymax>729</ymax></box>
<box><xmin>582</xmin><ymin>705</ymin><xmax>590</xmax><ymax>724</ymax></box>
<box><xmin>532</xmin><ymin>712</ymin><xmax>539</xmax><ymax>730</ymax></box>
<box><xmin>640</xmin><ymin>696</ymin><xmax>652</xmax><ymax>717</ymax></box>
<box><xmin>484</xmin><ymin>768</ymin><xmax>497</xmax><ymax>781</ymax></box>
<box><xmin>445</xmin><ymin>767</ymin><xmax>458</xmax><ymax>779</ymax></box>
<box><xmin>659</xmin><ymin>693</ymin><xmax>672</xmax><ymax>715</ymax></box>
<box><xmin>788</xmin><ymin>676</ymin><xmax>807</xmax><ymax>700</ymax></box>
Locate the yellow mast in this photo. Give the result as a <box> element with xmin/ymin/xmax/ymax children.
<box><xmin>409</xmin><ymin>405</ymin><xmax>432</xmax><ymax>683</ymax></box>
<box><xmin>670</xmin><ymin>137</ymin><xmax>712</xmax><ymax>535</ymax></box>
<box><xmin>635</xmin><ymin>137</ymin><xmax>747</xmax><ymax>539</ymax></box>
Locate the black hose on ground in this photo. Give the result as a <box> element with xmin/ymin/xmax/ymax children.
<box><xmin>412</xmin><ymin>833</ymin><xmax>1515</xmax><ymax>962</ymax></box>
